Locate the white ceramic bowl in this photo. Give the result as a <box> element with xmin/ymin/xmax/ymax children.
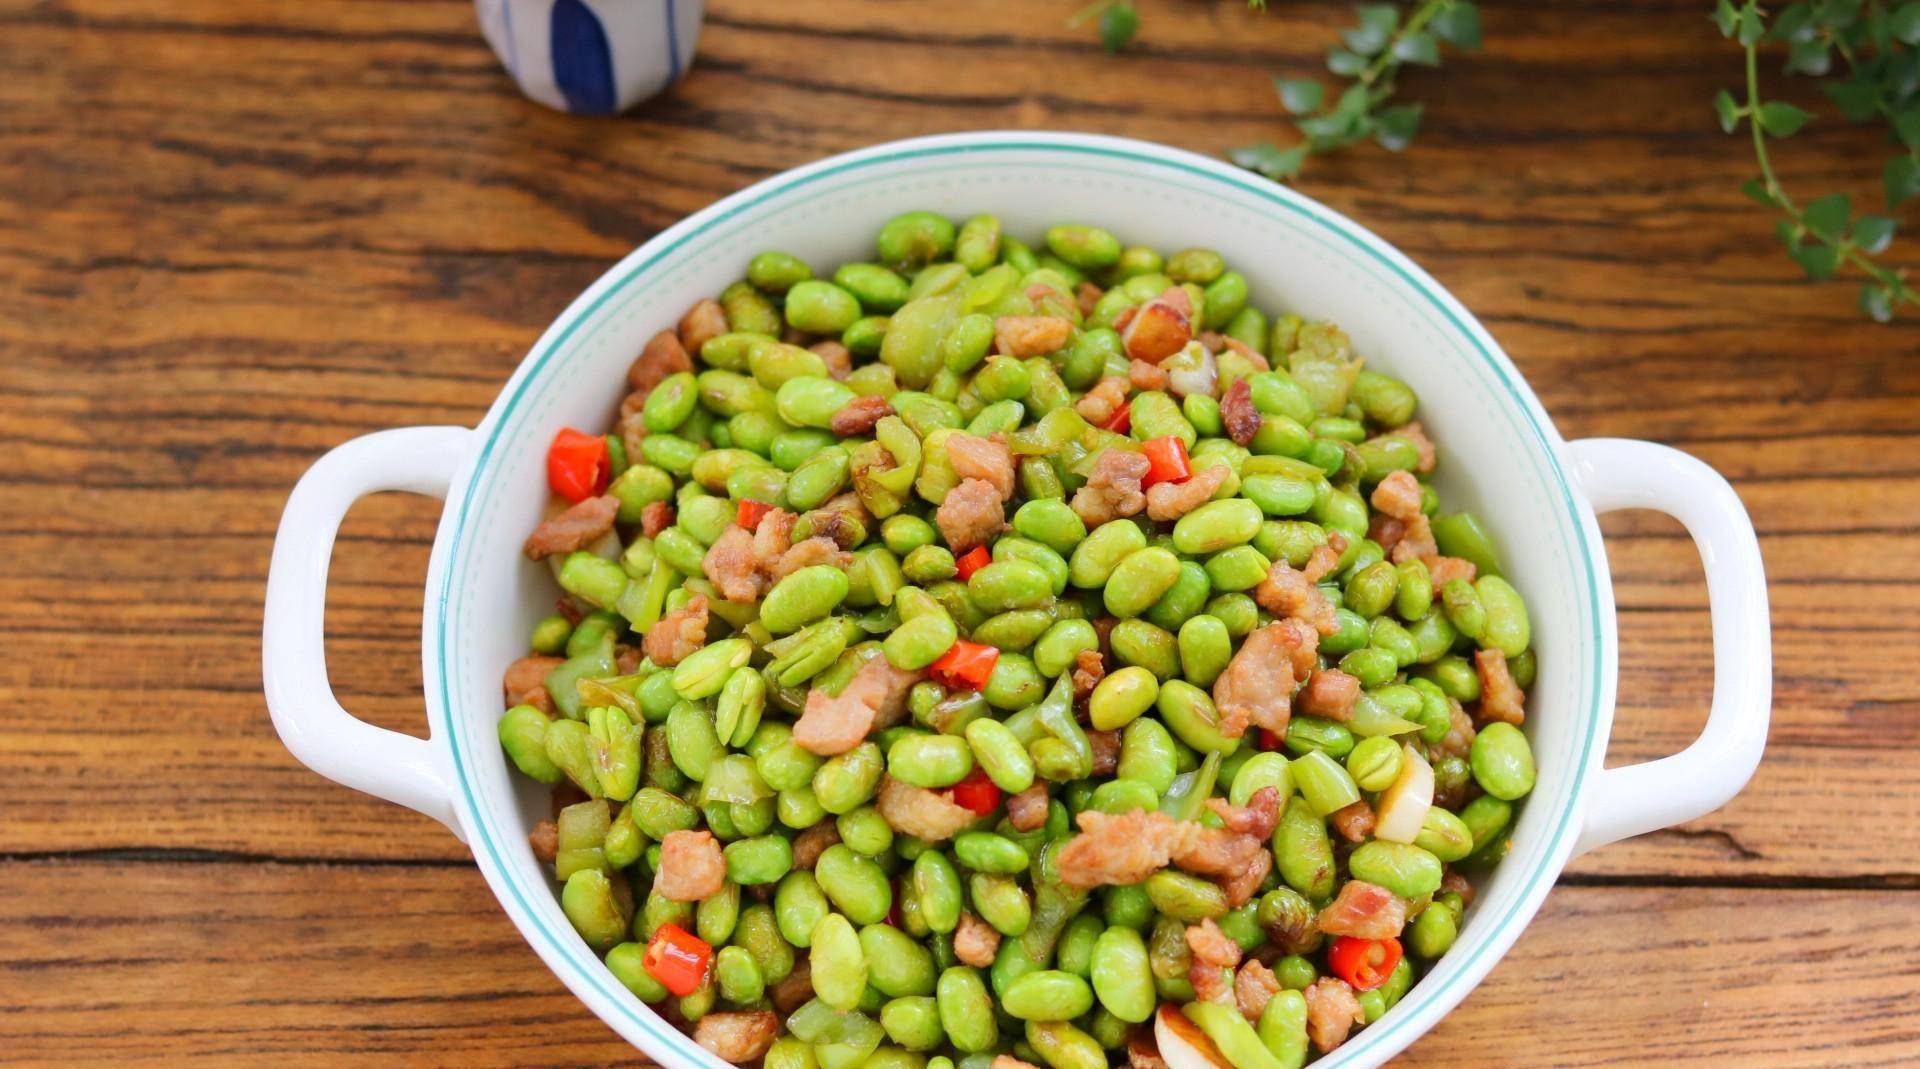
<box><xmin>264</xmin><ymin>132</ymin><xmax>1771</xmax><ymax>1069</ymax></box>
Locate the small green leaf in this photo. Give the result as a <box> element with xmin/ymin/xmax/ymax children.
<box><xmin>1788</xmin><ymin>242</ymin><xmax>1840</xmax><ymax>280</ymax></box>
<box><xmin>1737</xmin><ymin>4</ymin><xmax>1766</xmax><ymax>45</ymax></box>
<box><xmin>1885</xmin><ymin>155</ymin><xmax>1920</xmax><ymax>209</ymax></box>
<box><xmin>1332</xmin><ymin>83</ymin><xmax>1372</xmax><ymax>119</ymax></box>
<box><xmin>1373</xmin><ymin>103</ymin><xmax>1424</xmax><ymax>151</ymax></box>
<box><xmin>1393</xmin><ymin>31</ymin><xmax>1441</xmax><ymax>65</ymax></box>
<box><xmin>1766</xmin><ymin>2</ymin><xmax>1818</xmax><ymax>42</ymax></box>
<box><xmin>1816</xmin><ymin>0</ymin><xmax>1861</xmax><ymax>31</ymax></box>
<box><xmin>1274</xmin><ymin>77</ymin><xmax>1325</xmax><ymax>115</ymax></box>
<box><xmin>1098</xmin><ymin>1</ymin><xmax>1140</xmax><ymax>53</ymax></box>
<box><xmin>1714</xmin><ymin>90</ymin><xmax>1743</xmax><ymax>133</ymax></box>
<box><xmin>1342</xmin><ymin>4</ymin><xmax>1400</xmax><ymax>56</ymax></box>
<box><xmin>1775</xmin><ymin>218</ymin><xmax>1804</xmax><ymax>249</ymax></box>
<box><xmin>1804</xmin><ymin>193</ymin><xmax>1851</xmax><ymax>240</ymax></box>
<box><xmin>1824</xmin><ymin>73</ymin><xmax>1882</xmax><ymax>122</ymax></box>
<box><xmin>1430</xmin><ymin>1</ymin><xmax>1482</xmax><ymax>49</ymax></box>
<box><xmin>1742</xmin><ymin>177</ymin><xmax>1775</xmax><ymax>207</ymax></box>
<box><xmin>1895</xmin><ymin>1</ymin><xmax>1920</xmax><ymax>43</ymax></box>
<box><xmin>1859</xmin><ymin>281</ymin><xmax>1896</xmax><ymax>322</ymax></box>
<box><xmin>1757</xmin><ymin>101</ymin><xmax>1813</xmax><ymax>137</ymax></box>
<box><xmin>1894</xmin><ymin>105</ymin><xmax>1920</xmax><ymax>151</ymax></box>
<box><xmin>1785</xmin><ymin>39</ymin><xmax>1832</xmax><ymax>76</ymax></box>
<box><xmin>1712</xmin><ymin>0</ymin><xmax>1740</xmax><ymax>36</ymax></box>
<box><xmin>1327</xmin><ymin>47</ymin><xmax>1368</xmax><ymax>76</ymax></box>
<box><xmin>1853</xmin><ymin>214</ymin><xmax>1897</xmax><ymax>254</ymax></box>
<box><xmin>1230</xmin><ymin>142</ymin><xmax>1310</xmax><ymax>181</ymax></box>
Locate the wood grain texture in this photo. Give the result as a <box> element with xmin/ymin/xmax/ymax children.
<box><xmin>1</xmin><ymin>0</ymin><xmax>1916</xmax><ymax>1063</ymax></box>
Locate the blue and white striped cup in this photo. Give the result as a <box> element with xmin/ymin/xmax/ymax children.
<box><xmin>475</xmin><ymin>0</ymin><xmax>704</xmax><ymax>115</ymax></box>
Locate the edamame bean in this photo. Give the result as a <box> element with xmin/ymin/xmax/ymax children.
<box><xmin>863</xmin><ymin>922</ymin><xmax>939</xmax><ymax>997</ymax></box>
<box><xmin>936</xmin><ymin>967</ymin><xmax>999</xmax><ymax>1053</ymax></box>
<box><xmin>889</xmin><ymin>734</ymin><xmax>976</xmax><ymax>788</ymax></box>
<box><xmin>1347</xmin><ymin>840</ymin><xmax>1444</xmax><ymax>899</ymax></box>
<box><xmin>810</xmin><ymin>913</ymin><xmax>869</xmax><ymax>1010</ymax></box>
<box><xmin>1470</xmin><ymin>721</ymin><xmax>1537</xmax><ymax>800</ymax></box>
<box><xmin>816</xmin><ymin>844</ymin><xmax>894</xmax><ymax>925</ymax></box>
<box><xmin>1088</xmin><ymin>665</ymin><xmax>1160</xmax><ymax>731</ymax></box>
<box><xmin>1002</xmin><ymin>970</ymin><xmax>1095</xmax><ymax>1021</ymax></box>
<box><xmin>965</xmin><ymin>718</ymin><xmax>1037</xmax><ymax>792</ymax></box>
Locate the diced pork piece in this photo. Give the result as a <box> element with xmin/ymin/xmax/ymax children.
<box><xmin>1299</xmin><ymin>669</ymin><xmax>1361</xmax><ymax>722</ymax></box>
<box><xmin>523</xmin><ymin>494</ymin><xmax>619</xmax><ymax>561</ymax></box>
<box><xmin>1329</xmin><ymin>800</ymin><xmax>1376</xmax><ymax>843</ymax></box>
<box><xmin>1475</xmin><ymin>648</ymin><xmax>1527</xmax><ymax>726</ymax></box>
<box><xmin>1316</xmin><ymin>880</ymin><xmax>1408</xmax><ymax>940</ymax></box>
<box><xmin>1301</xmin><ymin>531</ymin><xmax>1350</xmax><ymax>584</ymax></box>
<box><xmin>948</xmin><ymin>432</ymin><xmax>1016</xmax><ymax>501</ymax></box>
<box><xmin>791</xmin><ymin>820</ymin><xmax>841</xmax><ymax>870</ymax></box>
<box><xmin>994</xmin><ymin>315</ymin><xmax>1074</xmax><ymax>357</ymax></box>
<box><xmin>792</xmin><ymin>656</ymin><xmax>922</xmax><ymax>756</ymax></box>
<box><xmin>1370</xmin><ymin>470</ymin><xmax>1424</xmax><ymax>522</ymax></box>
<box><xmin>694</xmin><ymin>1011</ymin><xmax>780</xmax><ymax>1063</ymax></box>
<box><xmin>1219</xmin><ymin>378</ymin><xmax>1260</xmax><ymax>446</ymax></box>
<box><xmin>1007</xmin><ymin>784</ymin><xmax>1051</xmax><ymax>832</ymax></box>
<box><xmin>1071</xmin><ymin>648</ymin><xmax>1106</xmax><ymax>703</ymax></box>
<box><xmin>1120</xmin><ymin>288</ymin><xmax>1193</xmax><ymax>364</ymax></box>
<box><xmin>954</xmin><ymin>912</ymin><xmax>1002</xmax><ymax>968</ymax></box>
<box><xmin>504</xmin><ymin>656</ymin><xmax>562</xmax><ymax>708</ymax></box>
<box><xmin>1145</xmin><ymin>463</ymin><xmax>1230</xmax><ymax>522</ymax></box>
<box><xmin>628</xmin><ymin>330</ymin><xmax>693</xmax><ymax>396</ymax></box>
<box><xmin>1075</xmin><ymin>376</ymin><xmax>1129</xmax><ymax>426</ymax></box>
<box><xmin>1426</xmin><ymin>555</ymin><xmax>1477</xmax><ymax>586</ymax></box>
<box><xmin>1389</xmin><ymin>512</ymin><xmax>1438</xmax><ymax>564</ymax></box>
<box><xmin>677</xmin><ymin>299</ymin><xmax>729</xmax><ymax>355</ymax></box>
<box><xmin>1213</xmin><ymin>624</ymin><xmax>1297</xmax><ymax>737</ymax></box>
<box><xmin>1128</xmin><ymin>358</ymin><xmax>1171</xmax><ymax>392</ymax></box>
<box><xmin>936</xmin><ymin>478</ymin><xmax>1006</xmax><ymax>553</ymax></box>
<box><xmin>655</xmin><ymin>829</ymin><xmax>726</xmax><ymax>901</ymax></box>
<box><xmin>528</xmin><ymin>819</ymin><xmax>559</xmax><ymax>862</ymax></box>
<box><xmin>702</xmin><ymin>526</ymin><xmax>764</xmax><ymax>603</ymax></box>
<box><xmin>643</xmin><ymin>593</ymin><xmax>709</xmax><ymax>667</ymax></box>
<box><xmin>1070</xmin><ymin>450</ymin><xmax>1149</xmax><ymax>527</ymax></box>
<box><xmin>1236</xmin><ymin>960</ymin><xmax>1282</xmax><ymax>1022</ymax></box>
<box><xmin>1304</xmin><ymin>977</ymin><xmax>1365</xmax><ymax>1054</ymax></box>
<box><xmin>831</xmin><ymin>395</ymin><xmax>894</xmax><ymax>436</ymax></box>
<box><xmin>1255</xmin><ymin>561</ymin><xmax>1339</xmax><ymax>636</ymax></box>
<box><xmin>640</xmin><ymin>500</ymin><xmax>675</xmax><ymax>539</ymax></box>
<box><xmin>875</xmin><ymin>774</ymin><xmax>979</xmax><ymax>842</ymax></box>
<box><xmin>770</xmin><ymin>536</ymin><xmax>852</xmax><ymax>583</ymax></box>
<box><xmin>810</xmin><ymin>340</ymin><xmax>853</xmax><ymax>381</ymax></box>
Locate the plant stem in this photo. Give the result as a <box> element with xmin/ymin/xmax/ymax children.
<box><xmin>1361</xmin><ymin>0</ymin><xmax>1449</xmax><ymax>100</ymax></box>
<box><xmin>1742</xmin><ymin>29</ymin><xmax>1919</xmax><ymax>305</ymax></box>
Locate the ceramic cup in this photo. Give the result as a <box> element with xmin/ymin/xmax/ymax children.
<box><xmin>264</xmin><ymin>131</ymin><xmax>1772</xmax><ymax>1068</ymax></box>
<box><xmin>475</xmin><ymin>0</ymin><xmax>703</xmax><ymax>114</ymax></box>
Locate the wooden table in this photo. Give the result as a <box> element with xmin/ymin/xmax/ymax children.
<box><xmin>4</xmin><ymin>0</ymin><xmax>1916</xmax><ymax>1064</ymax></box>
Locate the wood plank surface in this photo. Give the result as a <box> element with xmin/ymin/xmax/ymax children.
<box><xmin>1</xmin><ymin>0</ymin><xmax>1916</xmax><ymax>1063</ymax></box>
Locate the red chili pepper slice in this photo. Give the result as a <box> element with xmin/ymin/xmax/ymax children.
<box><xmin>1259</xmin><ymin>729</ymin><xmax>1285</xmax><ymax>752</ymax></box>
<box><xmin>1103</xmin><ymin>401</ymin><xmax>1132</xmax><ymax>434</ymax></box>
<box><xmin>948</xmin><ymin>767</ymin><xmax>1003</xmax><ymax>815</ymax></box>
<box><xmin>930</xmin><ymin>639</ymin><xmax>999</xmax><ymax>691</ymax></box>
<box><xmin>954</xmin><ymin>545</ymin><xmax>992</xmax><ymax>581</ymax></box>
<box><xmin>1140</xmin><ymin>435</ymin><xmax>1192</xmax><ymax>489</ymax></box>
<box><xmin>1327</xmin><ymin>936</ymin><xmax>1403</xmax><ymax>992</ymax></box>
<box><xmin>546</xmin><ymin>427</ymin><xmax>610</xmax><ymax>503</ymax></box>
<box><xmin>737</xmin><ymin>498</ymin><xmax>774</xmax><ymax>531</ymax></box>
<box><xmin>641</xmin><ymin>923</ymin><xmax>713</xmax><ymax>998</ymax></box>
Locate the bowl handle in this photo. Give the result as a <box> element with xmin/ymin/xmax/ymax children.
<box><xmin>263</xmin><ymin>426</ymin><xmax>476</xmax><ymax>839</ymax></box>
<box><xmin>1567</xmin><ymin>438</ymin><xmax>1771</xmax><ymax>856</ymax></box>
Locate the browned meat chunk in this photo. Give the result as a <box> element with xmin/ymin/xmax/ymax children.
<box><xmin>1368</xmin><ymin>514</ymin><xmax>1406</xmax><ymax>555</ymax></box>
<box><xmin>655</xmin><ymin>829</ymin><xmax>726</xmax><ymax>901</ymax></box>
<box><xmin>1071</xmin><ymin>648</ymin><xmax>1106</xmax><ymax>703</ymax></box>
<box><xmin>616</xmin><ymin>644</ymin><xmax>644</xmax><ymax>674</ymax></box>
<box><xmin>831</xmin><ymin>395</ymin><xmax>895</xmax><ymax>436</ymax></box>
<box><xmin>749</xmin><ymin>504</ymin><xmax>795</xmax><ymax>552</ymax></box>
<box><xmin>1316</xmin><ymin>880</ymin><xmax>1407</xmax><ymax>940</ymax></box>
<box><xmin>1007</xmin><ymin>784</ymin><xmax>1050</xmax><ymax>832</ymax></box>
<box><xmin>504</xmin><ymin>656</ymin><xmax>562</xmax><ymax>707</ymax></box>
<box><xmin>1256</xmin><ymin>561</ymin><xmax>1339</xmax><ymax>636</ymax></box>
<box><xmin>1145</xmin><ymin>463</ymin><xmax>1230</xmax><ymax>522</ymax></box>
<box><xmin>523</xmin><ymin>494</ymin><xmax>619</xmax><ymax>561</ymax></box>
<box><xmin>791</xmin><ymin>821</ymin><xmax>841</xmax><ymax>870</ymax></box>
<box><xmin>1441</xmin><ymin>870</ymin><xmax>1476</xmax><ymax>907</ymax></box>
<box><xmin>875</xmin><ymin>774</ymin><xmax>979</xmax><ymax>842</ymax></box>
<box><xmin>1128</xmin><ymin>1029</ymin><xmax>1170</xmax><ymax>1069</ymax></box>
<box><xmin>810</xmin><ymin>340</ymin><xmax>853</xmax><ymax>381</ymax></box>
<box><xmin>1435</xmin><ymin>700</ymin><xmax>1477</xmax><ymax>761</ymax></box>
<box><xmin>1370</xmin><ymin>469</ymin><xmax>1424</xmax><ymax>522</ymax></box>
<box><xmin>1236</xmin><ymin>959</ymin><xmax>1282</xmax><ymax>1022</ymax></box>
<box><xmin>1299</xmin><ymin>669</ymin><xmax>1361</xmax><ymax>722</ymax></box>
<box><xmin>1215</xmin><ymin>334</ymin><xmax>1271</xmax><ymax>371</ymax></box>
<box><xmin>1186</xmin><ymin>918</ymin><xmax>1241</xmax><ymax>1007</ymax></box>
<box><xmin>1273</xmin><ymin>617</ymin><xmax>1321</xmax><ymax>680</ymax></box>
<box><xmin>643</xmin><ymin>593</ymin><xmax>709</xmax><ymax>667</ymax></box>
<box><xmin>1088</xmin><ymin>729</ymin><xmax>1121</xmax><ymax>777</ymax></box>
<box><xmin>1475</xmin><ymin>648</ymin><xmax>1527</xmax><ymax>725</ymax></box>
<box><xmin>1301</xmin><ymin>530</ymin><xmax>1349</xmax><ymax>584</ymax></box>
<box><xmin>702</xmin><ymin>526</ymin><xmax>764</xmax><ymax>603</ymax></box>
<box><xmin>1213</xmin><ymin>624</ymin><xmax>1297</xmax><ymax>737</ymax></box>
<box><xmin>1071</xmin><ymin>450</ymin><xmax>1150</xmax><ymax>527</ymax></box>
<box><xmin>640</xmin><ymin>500</ymin><xmax>675</xmax><ymax>539</ymax></box>
<box><xmin>1389</xmin><ymin>512</ymin><xmax>1438</xmax><ymax>564</ymax></box>
<box><xmin>793</xmin><ymin>655</ymin><xmax>923</xmax><ymax>756</ymax></box>
<box><xmin>1205</xmin><ymin>789</ymin><xmax>1283</xmax><ymax>839</ymax></box>
<box><xmin>994</xmin><ymin>315</ymin><xmax>1074</xmax><ymax>357</ymax></box>
<box><xmin>801</xmin><ymin>493</ymin><xmax>871</xmax><ymax>551</ymax></box>
<box><xmin>1426</xmin><ymin>555</ymin><xmax>1477</xmax><ymax>586</ymax></box>
<box><xmin>1329</xmin><ymin>800</ymin><xmax>1377</xmax><ymax>844</ymax></box>
<box><xmin>1075</xmin><ymin>376</ymin><xmax>1129</xmax><ymax>426</ymax></box>
<box><xmin>628</xmin><ymin>330</ymin><xmax>693</xmax><ymax>396</ymax></box>
<box><xmin>1121</xmin><ymin>288</ymin><xmax>1193</xmax><ymax>364</ymax></box>
<box><xmin>948</xmin><ymin>433</ymin><xmax>1016</xmax><ymax>501</ymax></box>
<box><xmin>1382</xmin><ymin>421</ymin><xmax>1436</xmax><ymax>474</ymax></box>
<box><xmin>953</xmin><ymin>912</ymin><xmax>1002</xmax><ymax>968</ymax></box>
<box><xmin>1057</xmin><ymin>808</ymin><xmax>1191</xmax><ymax>888</ymax></box>
<box><xmin>678</xmin><ymin>299</ymin><xmax>729</xmax><ymax>355</ymax></box>
<box><xmin>1128</xmin><ymin>358</ymin><xmax>1171</xmax><ymax>393</ymax></box>
<box><xmin>771</xmin><ymin>536</ymin><xmax>853</xmax><ymax>583</ymax></box>
<box><xmin>694</xmin><ymin>1010</ymin><xmax>779</xmax><ymax>1063</ymax></box>
<box><xmin>1179</xmin><ymin>791</ymin><xmax>1281</xmax><ymax>907</ymax></box>
<box><xmin>993</xmin><ymin>1057</ymin><xmax>1045</xmax><ymax>1069</ymax></box>
<box><xmin>936</xmin><ymin>478</ymin><xmax>1006</xmax><ymax>553</ymax></box>
<box><xmin>1304</xmin><ymin>977</ymin><xmax>1365</xmax><ymax>1054</ymax></box>
<box><xmin>771</xmin><ymin>957</ymin><xmax>813</xmax><ymax>1013</ymax></box>
<box><xmin>1077</xmin><ymin>281</ymin><xmax>1105</xmax><ymax>318</ymax></box>
<box><xmin>528</xmin><ymin>819</ymin><xmax>558</xmax><ymax>862</ymax></box>
<box><xmin>1220</xmin><ymin>378</ymin><xmax>1260</xmax><ymax>446</ymax></box>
